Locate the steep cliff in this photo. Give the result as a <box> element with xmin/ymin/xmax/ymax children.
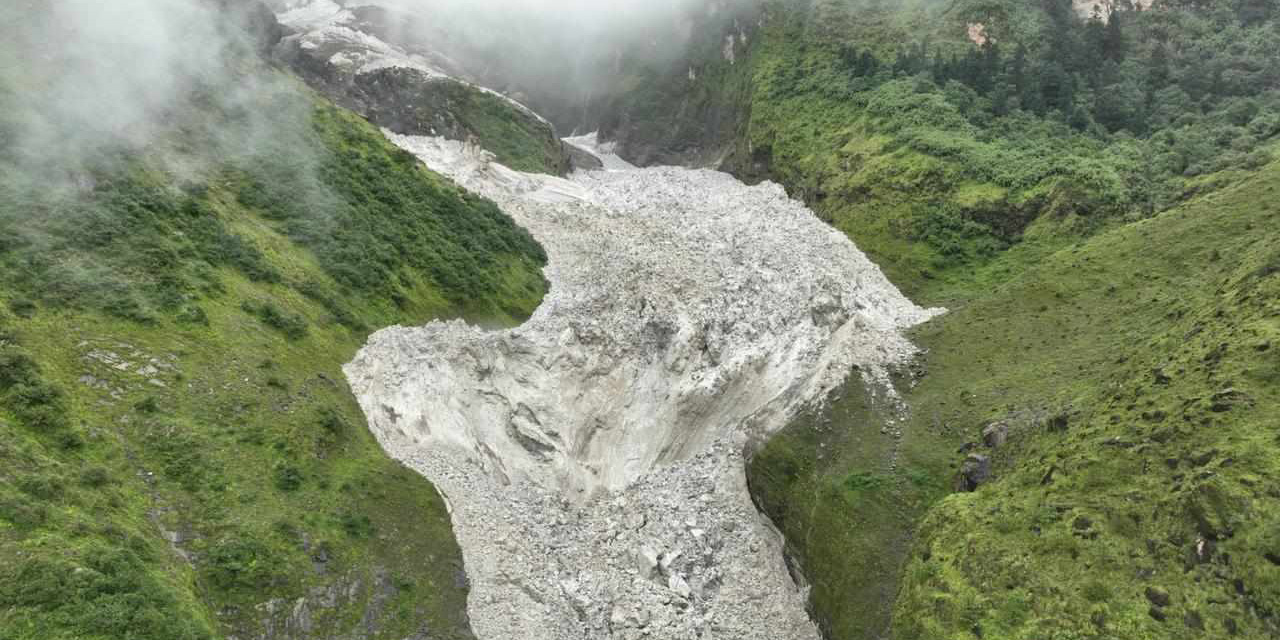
<box><xmin>273</xmin><ymin>0</ymin><xmax>572</xmax><ymax>175</ymax></box>
<box><xmin>593</xmin><ymin>1</ymin><xmax>764</xmax><ymax>168</ymax></box>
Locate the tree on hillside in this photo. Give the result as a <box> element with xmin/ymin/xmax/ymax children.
<box><xmin>1236</xmin><ymin>0</ymin><xmax>1274</xmax><ymax>25</ymax></box>
<box><xmin>1103</xmin><ymin>10</ymin><xmax>1128</xmax><ymax>61</ymax></box>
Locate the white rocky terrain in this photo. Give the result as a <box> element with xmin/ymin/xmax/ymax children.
<box><xmin>343</xmin><ymin>131</ymin><xmax>941</xmax><ymax>639</ymax></box>
<box><xmin>271</xmin><ymin>0</ymin><xmax>552</xmax><ymax>125</ymax></box>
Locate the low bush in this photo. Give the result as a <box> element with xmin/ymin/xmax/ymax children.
<box><xmin>79</xmin><ymin>466</ymin><xmax>111</xmax><ymax>488</ymax></box>
<box><xmin>241</xmin><ymin>300</ymin><xmax>308</xmax><ymax>341</ymax></box>
<box><xmin>144</xmin><ymin>426</ymin><xmax>225</xmax><ymax>494</ymax></box>
<box><xmin>0</xmin><ymin>546</ymin><xmax>217</xmax><ymax>640</ymax></box>
<box><xmin>338</xmin><ymin>511</ymin><xmax>374</xmax><ymax>538</ymax></box>
<box><xmin>273</xmin><ymin>463</ymin><xmax>303</xmax><ymax>492</ymax></box>
<box><xmin>203</xmin><ymin>534</ymin><xmax>285</xmax><ymax>595</ymax></box>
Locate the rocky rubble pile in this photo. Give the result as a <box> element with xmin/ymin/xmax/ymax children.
<box><xmin>344</xmin><ymin>134</ymin><xmax>940</xmax><ymax>639</ymax></box>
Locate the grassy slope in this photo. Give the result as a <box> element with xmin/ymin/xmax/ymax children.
<box><xmin>889</xmin><ymin>147</ymin><xmax>1280</xmax><ymax>640</ymax></box>
<box><xmin>443</xmin><ymin>82</ymin><xmax>569</xmax><ymax>175</ymax></box>
<box><xmin>0</xmin><ymin>79</ymin><xmax>546</xmax><ymax>640</ymax></box>
<box><xmin>743</xmin><ymin>2</ymin><xmax>1280</xmax><ymax>639</ymax></box>
<box><xmin>753</xmin><ymin>151</ymin><xmax>1280</xmax><ymax>640</ymax></box>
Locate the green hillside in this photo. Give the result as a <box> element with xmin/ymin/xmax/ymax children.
<box><xmin>0</xmin><ymin>15</ymin><xmax>545</xmax><ymax>640</ymax></box>
<box><xmin>889</xmin><ymin>145</ymin><xmax>1280</xmax><ymax>640</ymax></box>
<box><xmin>4</xmin><ymin>0</ymin><xmax>1278</xmax><ymax>637</ymax></box>
<box><xmin>753</xmin><ymin>150</ymin><xmax>1280</xmax><ymax>639</ymax></box>
<box><xmin>682</xmin><ymin>1</ymin><xmax>1280</xmax><ymax>638</ymax></box>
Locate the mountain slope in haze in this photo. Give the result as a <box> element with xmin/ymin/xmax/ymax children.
<box><xmin>271</xmin><ymin>0</ymin><xmax>574</xmax><ymax>175</ymax></box>
<box><xmin>0</xmin><ymin>3</ymin><xmax>545</xmax><ymax>639</ymax></box>
<box><xmin>599</xmin><ymin>0</ymin><xmax>1280</xmax><ymax>638</ymax></box>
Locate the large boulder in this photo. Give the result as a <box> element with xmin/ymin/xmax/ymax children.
<box><xmin>981</xmin><ymin>421</ymin><xmax>1009</xmax><ymax>448</ymax></box>
<box><xmin>955</xmin><ymin>453</ymin><xmax>992</xmax><ymax>492</ymax></box>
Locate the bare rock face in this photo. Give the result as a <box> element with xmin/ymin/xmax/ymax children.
<box><xmin>956</xmin><ymin>453</ymin><xmax>993</xmax><ymax>492</ymax></box>
<box><xmin>982</xmin><ymin>421</ymin><xmax>1009</xmax><ymax>448</ymax></box>
<box><xmin>271</xmin><ymin>0</ymin><xmax>569</xmax><ymax>174</ymax></box>
<box><xmin>344</xmin><ymin>133</ymin><xmax>940</xmax><ymax>640</ymax></box>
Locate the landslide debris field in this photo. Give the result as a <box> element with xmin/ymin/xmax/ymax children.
<box><xmin>344</xmin><ymin>135</ymin><xmax>940</xmax><ymax>639</ymax></box>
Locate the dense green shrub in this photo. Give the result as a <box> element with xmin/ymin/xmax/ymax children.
<box><xmin>16</xmin><ymin>473</ymin><xmax>65</xmax><ymax>500</ymax></box>
<box><xmin>203</xmin><ymin>534</ymin><xmax>286</xmax><ymax>595</ymax></box>
<box><xmin>273</xmin><ymin>462</ymin><xmax>303</xmax><ymax>492</ymax></box>
<box><xmin>0</xmin><ymin>493</ymin><xmax>49</xmax><ymax>527</ymax></box>
<box><xmin>0</xmin><ymin>340</ymin><xmax>72</xmax><ymax>438</ymax></box>
<box><xmin>1</xmin><ymin>547</ymin><xmax>216</xmax><ymax>640</ymax></box>
<box><xmin>338</xmin><ymin>511</ymin><xmax>375</xmax><ymax>538</ymax></box>
<box><xmin>144</xmin><ymin>426</ymin><xmax>225</xmax><ymax>494</ymax></box>
<box><xmin>0</xmin><ymin>78</ymin><xmax>545</xmax><ymax>330</ymax></box>
<box><xmin>318</xmin><ymin>407</ymin><xmax>351</xmax><ymax>448</ymax></box>
<box><xmin>834</xmin><ymin>0</ymin><xmax>1280</xmax><ymax>202</ymax></box>
<box><xmin>79</xmin><ymin>466</ymin><xmax>111</xmax><ymax>488</ymax></box>
<box><xmin>241</xmin><ymin>300</ymin><xmax>309</xmax><ymax>341</ymax></box>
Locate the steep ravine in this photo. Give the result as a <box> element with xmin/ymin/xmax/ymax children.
<box><xmin>339</xmin><ymin>131</ymin><xmax>940</xmax><ymax>639</ymax></box>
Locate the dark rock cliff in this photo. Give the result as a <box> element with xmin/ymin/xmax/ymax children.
<box><xmin>594</xmin><ymin>1</ymin><xmax>764</xmax><ymax>170</ymax></box>
<box><xmin>274</xmin><ymin>23</ymin><xmax>571</xmax><ymax>175</ymax></box>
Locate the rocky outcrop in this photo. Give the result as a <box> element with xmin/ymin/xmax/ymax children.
<box><xmin>243</xmin><ymin>570</ymin><xmax>430</xmax><ymax>640</ymax></box>
<box><xmin>981</xmin><ymin>421</ymin><xmax>1009</xmax><ymax>448</ymax></box>
<box><xmin>565</xmin><ymin>142</ymin><xmax>605</xmax><ymax>172</ymax></box>
<box><xmin>955</xmin><ymin>453</ymin><xmax>992</xmax><ymax>492</ymax></box>
<box><xmin>271</xmin><ymin>0</ymin><xmax>570</xmax><ymax>175</ymax></box>
<box><xmin>351</xmin><ymin>68</ymin><xmax>569</xmax><ymax>174</ymax></box>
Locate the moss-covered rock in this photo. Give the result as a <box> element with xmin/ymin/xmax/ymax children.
<box><xmin>352</xmin><ymin>69</ymin><xmax>569</xmax><ymax>175</ymax></box>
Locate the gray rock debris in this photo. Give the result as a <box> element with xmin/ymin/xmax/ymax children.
<box><xmin>344</xmin><ymin>133</ymin><xmax>942</xmax><ymax>640</ymax></box>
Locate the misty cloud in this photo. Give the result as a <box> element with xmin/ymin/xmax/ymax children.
<box><xmin>0</xmin><ymin>0</ymin><xmax>334</xmax><ymax>255</ymax></box>
<box><xmin>270</xmin><ymin>0</ymin><xmax>759</xmax><ymax>132</ymax></box>
<box><xmin>2</xmin><ymin>0</ymin><xmax>230</xmax><ymax>156</ymax></box>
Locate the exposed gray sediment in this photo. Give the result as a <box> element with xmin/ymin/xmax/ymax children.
<box><xmin>344</xmin><ymin>133</ymin><xmax>940</xmax><ymax>639</ymax></box>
